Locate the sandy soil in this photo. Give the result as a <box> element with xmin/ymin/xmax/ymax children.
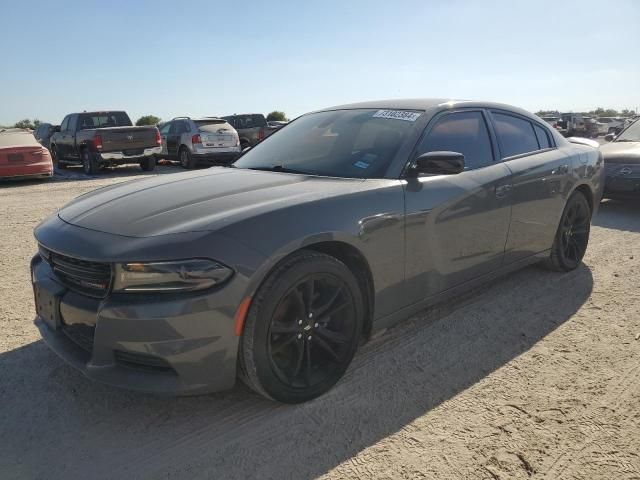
<box><xmin>1</xmin><ymin>165</ymin><xmax>639</xmax><ymax>480</ymax></box>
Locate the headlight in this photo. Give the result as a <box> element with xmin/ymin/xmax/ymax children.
<box><xmin>112</xmin><ymin>259</ymin><xmax>232</xmax><ymax>293</ymax></box>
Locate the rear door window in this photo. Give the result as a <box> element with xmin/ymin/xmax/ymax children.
<box><xmin>492</xmin><ymin>112</ymin><xmax>540</xmax><ymax>158</ymax></box>
<box><xmin>533</xmin><ymin>124</ymin><xmax>552</xmax><ymax>149</ymax></box>
<box><xmin>417</xmin><ymin>111</ymin><xmax>494</xmax><ymax>170</ymax></box>
<box><xmin>60</xmin><ymin>116</ymin><xmax>69</xmax><ymax>132</ymax></box>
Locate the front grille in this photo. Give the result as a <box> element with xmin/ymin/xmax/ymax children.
<box><xmin>114</xmin><ymin>350</ymin><xmax>175</xmax><ymax>374</ymax></box>
<box><xmin>41</xmin><ymin>247</ymin><xmax>112</xmax><ymax>298</ymax></box>
<box><xmin>605</xmin><ymin>163</ymin><xmax>640</xmax><ymax>178</ymax></box>
<box><xmin>61</xmin><ymin>324</ymin><xmax>95</xmax><ymax>353</ymax></box>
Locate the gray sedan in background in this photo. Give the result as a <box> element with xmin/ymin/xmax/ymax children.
<box><xmin>31</xmin><ymin>99</ymin><xmax>603</xmax><ymax>403</ymax></box>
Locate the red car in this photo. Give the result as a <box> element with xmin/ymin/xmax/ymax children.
<box><xmin>0</xmin><ymin>129</ymin><xmax>53</xmax><ymax>180</ymax></box>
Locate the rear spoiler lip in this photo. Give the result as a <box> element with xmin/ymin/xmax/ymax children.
<box><xmin>567</xmin><ymin>137</ymin><xmax>600</xmax><ymax>148</ymax></box>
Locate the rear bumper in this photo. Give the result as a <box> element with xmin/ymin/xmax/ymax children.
<box><xmin>31</xmin><ymin>254</ymin><xmax>240</xmax><ymax>395</ymax></box>
<box><xmin>100</xmin><ymin>146</ymin><xmax>162</xmax><ymax>161</ymax></box>
<box><xmin>193</xmin><ymin>151</ymin><xmax>240</xmax><ymax>164</ymax></box>
<box><xmin>0</xmin><ymin>164</ymin><xmax>53</xmax><ymax>180</ymax></box>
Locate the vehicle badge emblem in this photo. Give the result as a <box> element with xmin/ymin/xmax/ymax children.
<box><xmin>620</xmin><ymin>167</ymin><xmax>632</xmax><ymax>175</ymax></box>
<box><xmin>127</xmin><ymin>135</ymin><xmax>133</xmax><ymax>141</ymax></box>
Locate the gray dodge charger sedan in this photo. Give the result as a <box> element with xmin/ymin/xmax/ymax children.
<box><xmin>32</xmin><ymin>99</ymin><xmax>604</xmax><ymax>403</ymax></box>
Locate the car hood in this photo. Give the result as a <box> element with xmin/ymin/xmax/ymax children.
<box><xmin>600</xmin><ymin>142</ymin><xmax>640</xmax><ymax>164</ymax></box>
<box><xmin>58</xmin><ymin>167</ymin><xmax>366</xmax><ymax>237</ymax></box>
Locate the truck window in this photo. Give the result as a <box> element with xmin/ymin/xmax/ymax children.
<box><xmin>68</xmin><ymin>115</ymin><xmax>78</xmax><ymax>132</ymax></box>
<box><xmin>78</xmin><ymin>112</ymin><xmax>133</xmax><ymax>130</ymax></box>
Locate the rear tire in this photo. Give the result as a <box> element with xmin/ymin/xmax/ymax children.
<box><xmin>179</xmin><ymin>147</ymin><xmax>196</xmax><ymax>169</ymax></box>
<box><xmin>81</xmin><ymin>148</ymin><xmax>99</xmax><ymax>175</ymax></box>
<box><xmin>239</xmin><ymin>250</ymin><xmax>364</xmax><ymax>403</ymax></box>
<box><xmin>542</xmin><ymin>191</ymin><xmax>591</xmax><ymax>272</ymax></box>
<box><xmin>140</xmin><ymin>157</ymin><xmax>156</xmax><ymax>172</ymax></box>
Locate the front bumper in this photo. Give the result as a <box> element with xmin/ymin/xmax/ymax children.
<box><xmin>100</xmin><ymin>146</ymin><xmax>162</xmax><ymax>161</ymax></box>
<box><xmin>31</xmin><ymin>254</ymin><xmax>240</xmax><ymax>395</ymax></box>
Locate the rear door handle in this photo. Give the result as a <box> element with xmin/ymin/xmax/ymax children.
<box><xmin>495</xmin><ymin>184</ymin><xmax>512</xmax><ymax>198</ymax></box>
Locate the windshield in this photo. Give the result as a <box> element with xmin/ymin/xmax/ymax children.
<box><xmin>616</xmin><ymin>120</ymin><xmax>640</xmax><ymax>142</ymax></box>
<box><xmin>233</xmin><ymin>109</ymin><xmax>420</xmax><ymax>178</ymax></box>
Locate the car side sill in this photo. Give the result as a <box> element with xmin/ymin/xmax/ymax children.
<box><xmin>372</xmin><ymin>250</ymin><xmax>550</xmax><ymax>334</ymax></box>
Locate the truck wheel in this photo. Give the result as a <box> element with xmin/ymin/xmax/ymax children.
<box><xmin>81</xmin><ymin>149</ymin><xmax>99</xmax><ymax>175</ymax></box>
<box><xmin>50</xmin><ymin>145</ymin><xmax>66</xmax><ymax>169</ymax></box>
<box><xmin>140</xmin><ymin>157</ymin><xmax>156</xmax><ymax>172</ymax></box>
<box><xmin>179</xmin><ymin>147</ymin><xmax>196</xmax><ymax>169</ymax></box>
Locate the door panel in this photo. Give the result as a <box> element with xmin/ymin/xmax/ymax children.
<box><xmin>502</xmin><ymin>150</ymin><xmax>570</xmax><ymax>262</ymax></box>
<box><xmin>488</xmin><ymin>111</ymin><xmax>570</xmax><ymax>263</ymax></box>
<box><xmin>166</xmin><ymin>122</ymin><xmax>180</xmax><ymax>158</ymax></box>
<box><xmin>403</xmin><ymin>163</ymin><xmax>513</xmax><ymax>304</ymax></box>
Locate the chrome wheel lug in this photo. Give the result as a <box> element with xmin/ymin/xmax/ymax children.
<box><xmin>308</xmin><ymin>313</ymin><xmax>313</xmax><ymax>318</ymax></box>
<box><xmin>307</xmin><ymin>335</ymin><xmax>312</xmax><ymax>341</ymax></box>
<box><xmin>298</xmin><ymin>319</ymin><xmax>303</xmax><ymax>325</ymax></box>
<box><xmin>297</xmin><ymin>333</ymin><xmax>302</xmax><ymax>339</ymax></box>
<box><xmin>314</xmin><ymin>323</ymin><xmax>318</xmax><ymax>328</ymax></box>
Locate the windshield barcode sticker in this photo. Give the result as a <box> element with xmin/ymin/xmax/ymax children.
<box><xmin>373</xmin><ymin>110</ymin><xmax>422</xmax><ymax>122</ymax></box>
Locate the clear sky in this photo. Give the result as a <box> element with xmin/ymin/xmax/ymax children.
<box><xmin>1</xmin><ymin>0</ymin><xmax>638</xmax><ymax>125</ymax></box>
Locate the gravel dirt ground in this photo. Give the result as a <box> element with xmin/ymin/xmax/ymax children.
<box><xmin>1</xmin><ymin>165</ymin><xmax>639</xmax><ymax>480</ymax></box>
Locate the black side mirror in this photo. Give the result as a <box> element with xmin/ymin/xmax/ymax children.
<box><xmin>410</xmin><ymin>151</ymin><xmax>465</xmax><ymax>176</ymax></box>
<box><xmin>604</xmin><ymin>133</ymin><xmax>615</xmax><ymax>142</ymax></box>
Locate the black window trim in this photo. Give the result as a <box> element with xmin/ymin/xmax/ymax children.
<box><xmin>401</xmin><ymin>107</ymin><xmax>498</xmax><ymax>178</ymax></box>
<box><xmin>60</xmin><ymin>115</ymin><xmax>70</xmax><ymax>132</ymax></box>
<box><xmin>487</xmin><ymin>109</ymin><xmax>558</xmax><ymax>162</ymax></box>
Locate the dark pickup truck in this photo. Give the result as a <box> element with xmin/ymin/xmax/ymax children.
<box><xmin>50</xmin><ymin>111</ymin><xmax>161</xmax><ymax>174</ymax></box>
<box><xmin>221</xmin><ymin>114</ymin><xmax>278</xmax><ymax>150</ymax></box>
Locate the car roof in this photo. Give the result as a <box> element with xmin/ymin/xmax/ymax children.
<box><xmin>70</xmin><ymin>111</ymin><xmax>126</xmax><ymax>116</ymax></box>
<box><xmin>313</xmin><ymin>98</ymin><xmax>541</xmax><ymax>120</ymax></box>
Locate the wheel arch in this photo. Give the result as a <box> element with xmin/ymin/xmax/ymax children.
<box><xmin>248</xmin><ymin>239</ymin><xmax>376</xmax><ymax>341</ymax></box>
<box><xmin>571</xmin><ymin>183</ymin><xmax>594</xmax><ymax>215</ymax></box>
<box><xmin>303</xmin><ymin>241</ymin><xmax>375</xmax><ymax>340</ymax></box>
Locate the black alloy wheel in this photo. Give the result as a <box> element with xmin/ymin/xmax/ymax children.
<box><xmin>560</xmin><ymin>196</ymin><xmax>590</xmax><ymax>265</ymax></box>
<box><xmin>544</xmin><ymin>191</ymin><xmax>591</xmax><ymax>271</ymax></box>
<box><xmin>267</xmin><ymin>273</ymin><xmax>356</xmax><ymax>389</ymax></box>
<box><xmin>239</xmin><ymin>251</ymin><xmax>363</xmax><ymax>403</ymax></box>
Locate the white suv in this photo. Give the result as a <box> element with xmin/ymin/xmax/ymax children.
<box><xmin>158</xmin><ymin>117</ymin><xmax>241</xmax><ymax>168</ymax></box>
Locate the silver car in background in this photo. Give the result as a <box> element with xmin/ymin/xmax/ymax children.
<box><xmin>158</xmin><ymin>117</ymin><xmax>241</xmax><ymax>168</ymax></box>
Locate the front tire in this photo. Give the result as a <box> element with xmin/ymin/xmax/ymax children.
<box><xmin>239</xmin><ymin>251</ymin><xmax>364</xmax><ymax>403</ymax></box>
<box><xmin>81</xmin><ymin>148</ymin><xmax>99</xmax><ymax>175</ymax></box>
<box><xmin>543</xmin><ymin>191</ymin><xmax>591</xmax><ymax>272</ymax></box>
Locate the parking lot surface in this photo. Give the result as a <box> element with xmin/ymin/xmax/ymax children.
<box><xmin>1</xmin><ymin>165</ymin><xmax>639</xmax><ymax>479</ymax></box>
